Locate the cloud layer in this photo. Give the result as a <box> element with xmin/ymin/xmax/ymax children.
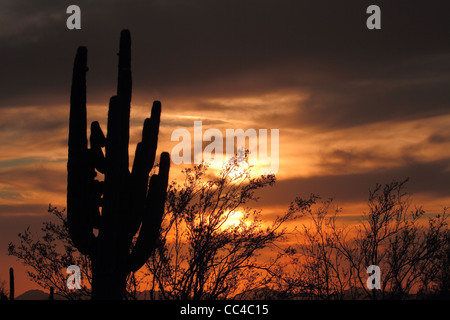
<box><xmin>0</xmin><ymin>0</ymin><xmax>449</xmax><ymax>294</ymax></box>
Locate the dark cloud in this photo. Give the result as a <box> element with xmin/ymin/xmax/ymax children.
<box><xmin>428</xmin><ymin>132</ymin><xmax>450</xmax><ymax>144</ymax></box>
<box><xmin>162</xmin><ymin>117</ymin><xmax>229</xmax><ymax>128</ymax></box>
<box><xmin>253</xmin><ymin>66</ymin><xmax>450</xmax><ymax>131</ymax></box>
<box><xmin>0</xmin><ymin>187</ymin><xmax>24</xmax><ymax>201</ymax></box>
<box><xmin>318</xmin><ymin>148</ymin><xmax>387</xmax><ymax>172</ymax></box>
<box><xmin>257</xmin><ymin>157</ymin><xmax>450</xmax><ymax>207</ymax></box>
<box><xmin>0</xmin><ymin>203</ymin><xmax>49</xmax><ymax>216</ymax></box>
<box><xmin>0</xmin><ymin>107</ymin><xmax>67</xmax><ymax>135</ymax></box>
<box><xmin>0</xmin><ymin>0</ymin><xmax>448</xmax><ymax>206</ymax></box>
<box><xmin>0</xmin><ymin>0</ymin><xmax>448</xmax><ymax>132</ymax></box>
<box><xmin>0</xmin><ymin>165</ymin><xmax>66</xmax><ymax>195</ymax></box>
<box><xmin>0</xmin><ymin>157</ymin><xmax>65</xmax><ymax>169</ymax></box>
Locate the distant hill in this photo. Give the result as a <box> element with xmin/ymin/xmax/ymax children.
<box><xmin>16</xmin><ymin>289</ymin><xmax>50</xmax><ymax>300</ymax></box>
<box><xmin>14</xmin><ymin>289</ymin><xmax>162</xmax><ymax>300</ymax></box>
<box><xmin>16</xmin><ymin>289</ymin><xmax>66</xmax><ymax>300</ymax></box>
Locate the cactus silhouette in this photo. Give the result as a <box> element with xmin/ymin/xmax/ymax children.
<box><xmin>9</xmin><ymin>267</ymin><xmax>14</xmax><ymax>301</ymax></box>
<box><xmin>67</xmin><ymin>29</ymin><xmax>170</xmax><ymax>299</ymax></box>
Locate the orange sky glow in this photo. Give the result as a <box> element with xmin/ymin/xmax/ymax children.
<box><xmin>1</xmin><ymin>1</ymin><xmax>449</xmax><ymax>297</ymax></box>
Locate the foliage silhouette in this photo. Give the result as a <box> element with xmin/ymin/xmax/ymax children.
<box><xmin>67</xmin><ymin>29</ymin><xmax>170</xmax><ymax>299</ymax></box>
<box><xmin>8</xmin><ymin>206</ymin><xmax>92</xmax><ymax>300</ymax></box>
<box><xmin>270</xmin><ymin>180</ymin><xmax>450</xmax><ymax>299</ymax></box>
<box><xmin>0</xmin><ymin>282</ymin><xmax>7</xmax><ymax>300</ymax></box>
<box><xmin>142</xmin><ymin>159</ymin><xmax>299</xmax><ymax>300</ymax></box>
<box><xmin>8</xmin><ymin>179</ymin><xmax>449</xmax><ymax>299</ymax></box>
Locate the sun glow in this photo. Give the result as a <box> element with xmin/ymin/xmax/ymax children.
<box><xmin>220</xmin><ymin>210</ymin><xmax>246</xmax><ymax>230</ymax></box>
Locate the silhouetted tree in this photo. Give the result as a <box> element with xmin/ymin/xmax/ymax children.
<box><xmin>8</xmin><ymin>206</ymin><xmax>92</xmax><ymax>300</ymax></box>
<box><xmin>8</xmin><ymin>157</ymin><xmax>296</xmax><ymax>300</ymax></box>
<box><xmin>272</xmin><ymin>179</ymin><xmax>449</xmax><ymax>300</ymax></box>
<box><xmin>333</xmin><ymin>179</ymin><xmax>449</xmax><ymax>299</ymax></box>
<box><xmin>142</xmin><ymin>158</ymin><xmax>299</xmax><ymax>300</ymax></box>
<box><xmin>8</xmin><ymin>205</ymin><xmax>141</xmax><ymax>300</ymax></box>
<box><xmin>0</xmin><ymin>280</ymin><xmax>8</xmax><ymax>300</ymax></box>
<box><xmin>9</xmin><ymin>169</ymin><xmax>448</xmax><ymax>300</ymax></box>
<box><xmin>293</xmin><ymin>197</ymin><xmax>351</xmax><ymax>299</ymax></box>
<box><xmin>435</xmin><ymin>226</ymin><xmax>450</xmax><ymax>297</ymax></box>
<box><xmin>267</xmin><ymin>196</ymin><xmax>352</xmax><ymax>299</ymax></box>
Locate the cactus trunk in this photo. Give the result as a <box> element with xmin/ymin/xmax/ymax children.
<box><xmin>9</xmin><ymin>267</ymin><xmax>14</xmax><ymax>301</ymax></box>
<box><xmin>68</xmin><ymin>30</ymin><xmax>170</xmax><ymax>300</ymax></box>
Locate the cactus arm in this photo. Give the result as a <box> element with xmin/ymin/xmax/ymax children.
<box><xmin>133</xmin><ymin>101</ymin><xmax>161</xmax><ymax>177</ymax></box>
<box><xmin>129</xmin><ymin>152</ymin><xmax>170</xmax><ymax>272</ymax></box>
<box><xmin>157</xmin><ymin>152</ymin><xmax>171</xmax><ymax>205</ymax></box>
<box><xmin>67</xmin><ymin>46</ymin><xmax>97</xmax><ymax>255</ymax></box>
<box><xmin>90</xmin><ymin>121</ymin><xmax>106</xmax><ymax>174</ymax></box>
<box><xmin>128</xmin><ymin>101</ymin><xmax>162</xmax><ymax>237</ymax></box>
<box><xmin>88</xmin><ymin>121</ymin><xmax>105</xmax><ymax>229</ymax></box>
<box><xmin>104</xmin><ymin>30</ymin><xmax>132</xmax><ymax>193</ymax></box>
<box><xmin>131</xmin><ymin>101</ymin><xmax>161</xmax><ymax>186</ymax></box>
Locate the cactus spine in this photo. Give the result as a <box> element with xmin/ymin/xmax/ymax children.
<box><xmin>67</xmin><ymin>30</ymin><xmax>170</xmax><ymax>299</ymax></box>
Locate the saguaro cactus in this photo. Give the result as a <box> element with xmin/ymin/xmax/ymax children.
<box><xmin>9</xmin><ymin>267</ymin><xmax>14</xmax><ymax>301</ymax></box>
<box><xmin>67</xmin><ymin>30</ymin><xmax>170</xmax><ymax>299</ymax></box>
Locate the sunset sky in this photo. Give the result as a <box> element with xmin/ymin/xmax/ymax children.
<box><xmin>1</xmin><ymin>0</ymin><xmax>449</xmax><ymax>296</ymax></box>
